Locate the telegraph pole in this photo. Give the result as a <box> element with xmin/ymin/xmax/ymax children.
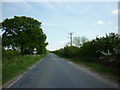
<box><xmin>118</xmin><ymin>27</ymin><xmax>120</xmax><ymax>36</ymax></box>
<box><xmin>68</xmin><ymin>32</ymin><xmax>73</xmax><ymax>46</ymax></box>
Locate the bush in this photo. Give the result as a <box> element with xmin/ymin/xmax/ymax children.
<box><xmin>2</xmin><ymin>48</ymin><xmax>20</xmax><ymax>62</ymax></box>
<box><xmin>63</xmin><ymin>46</ymin><xmax>79</xmax><ymax>57</ymax></box>
<box><xmin>78</xmin><ymin>33</ymin><xmax>120</xmax><ymax>68</ymax></box>
<box><xmin>54</xmin><ymin>33</ymin><xmax>120</xmax><ymax>69</ymax></box>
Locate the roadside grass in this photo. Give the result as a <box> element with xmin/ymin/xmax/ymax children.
<box><xmin>55</xmin><ymin>53</ymin><xmax>119</xmax><ymax>77</ymax></box>
<box><xmin>2</xmin><ymin>54</ymin><xmax>46</xmax><ymax>85</ymax></box>
<box><xmin>0</xmin><ymin>47</ymin><xmax>1</xmax><ymax>86</ymax></box>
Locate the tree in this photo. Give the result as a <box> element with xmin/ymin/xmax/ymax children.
<box><xmin>63</xmin><ymin>46</ymin><xmax>79</xmax><ymax>57</ymax></box>
<box><xmin>73</xmin><ymin>36</ymin><xmax>88</xmax><ymax>47</ymax></box>
<box><xmin>2</xmin><ymin>16</ymin><xmax>48</xmax><ymax>55</ymax></box>
<box><xmin>78</xmin><ymin>33</ymin><xmax>120</xmax><ymax>68</ymax></box>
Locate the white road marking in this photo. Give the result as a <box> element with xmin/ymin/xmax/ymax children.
<box><xmin>7</xmin><ymin>56</ymin><xmax>46</xmax><ymax>88</ymax></box>
<box><xmin>7</xmin><ymin>74</ymin><xmax>24</xmax><ymax>88</ymax></box>
<box><xmin>30</xmin><ymin>64</ymin><xmax>36</xmax><ymax>70</ymax></box>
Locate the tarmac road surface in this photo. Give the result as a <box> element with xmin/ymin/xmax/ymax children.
<box><xmin>10</xmin><ymin>53</ymin><xmax>118</xmax><ymax>88</ymax></box>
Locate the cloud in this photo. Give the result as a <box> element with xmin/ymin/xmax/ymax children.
<box><xmin>59</xmin><ymin>41</ymin><xmax>65</xmax><ymax>47</ymax></box>
<box><xmin>46</xmin><ymin>41</ymin><xmax>65</xmax><ymax>51</ymax></box>
<box><xmin>2</xmin><ymin>0</ymin><xmax>26</xmax><ymax>2</ymax></box>
<box><xmin>112</xmin><ymin>9</ymin><xmax>119</xmax><ymax>15</ymax></box>
<box><xmin>9</xmin><ymin>2</ymin><xmax>34</xmax><ymax>13</ymax></box>
<box><xmin>2</xmin><ymin>0</ymin><xmax>119</xmax><ymax>2</ymax></box>
<box><xmin>40</xmin><ymin>2</ymin><xmax>54</xmax><ymax>9</ymax></box>
<box><xmin>97</xmin><ymin>21</ymin><xmax>112</xmax><ymax>25</ymax></box>
<box><xmin>59</xmin><ymin>41</ymin><xmax>64</xmax><ymax>44</ymax></box>
<box><xmin>97</xmin><ymin>20</ymin><xmax>104</xmax><ymax>24</ymax></box>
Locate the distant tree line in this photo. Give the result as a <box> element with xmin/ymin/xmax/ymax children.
<box><xmin>53</xmin><ymin>33</ymin><xmax>120</xmax><ymax>69</ymax></box>
<box><xmin>1</xmin><ymin>16</ymin><xmax>48</xmax><ymax>55</ymax></box>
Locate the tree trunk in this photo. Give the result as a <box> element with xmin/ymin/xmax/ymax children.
<box><xmin>21</xmin><ymin>43</ymin><xmax>23</xmax><ymax>55</ymax></box>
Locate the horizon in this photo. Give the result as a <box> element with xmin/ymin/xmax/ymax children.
<box><xmin>0</xmin><ymin>2</ymin><xmax>119</xmax><ymax>51</ymax></box>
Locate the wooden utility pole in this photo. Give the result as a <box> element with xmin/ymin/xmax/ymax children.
<box><xmin>68</xmin><ymin>32</ymin><xmax>73</xmax><ymax>46</ymax></box>
<box><xmin>118</xmin><ymin>27</ymin><xmax>120</xmax><ymax>36</ymax></box>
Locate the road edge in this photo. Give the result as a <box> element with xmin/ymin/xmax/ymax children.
<box><xmin>54</xmin><ymin>54</ymin><xmax>119</xmax><ymax>88</ymax></box>
<box><xmin>2</xmin><ymin>55</ymin><xmax>46</xmax><ymax>88</ymax></box>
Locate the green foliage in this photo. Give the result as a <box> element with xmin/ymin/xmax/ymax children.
<box><xmin>2</xmin><ymin>16</ymin><xmax>48</xmax><ymax>55</ymax></box>
<box><xmin>46</xmin><ymin>50</ymin><xmax>50</xmax><ymax>54</ymax></box>
<box><xmin>85</xmin><ymin>33</ymin><xmax>119</xmax><ymax>68</ymax></box>
<box><xmin>78</xmin><ymin>33</ymin><xmax>120</xmax><ymax>65</ymax></box>
<box><xmin>2</xmin><ymin>48</ymin><xmax>20</xmax><ymax>62</ymax></box>
<box><xmin>54</xmin><ymin>46</ymin><xmax>79</xmax><ymax>58</ymax></box>
<box><xmin>63</xmin><ymin>57</ymin><xmax>120</xmax><ymax>77</ymax></box>
<box><xmin>54</xmin><ymin>33</ymin><xmax>120</xmax><ymax>69</ymax></box>
<box><xmin>63</xmin><ymin>46</ymin><xmax>79</xmax><ymax>57</ymax></box>
<box><xmin>2</xmin><ymin>54</ymin><xmax>46</xmax><ymax>84</ymax></box>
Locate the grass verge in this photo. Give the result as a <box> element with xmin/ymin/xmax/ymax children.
<box><xmin>2</xmin><ymin>54</ymin><xmax>46</xmax><ymax>85</ymax></box>
<box><xmin>55</xmin><ymin>53</ymin><xmax>119</xmax><ymax>78</ymax></box>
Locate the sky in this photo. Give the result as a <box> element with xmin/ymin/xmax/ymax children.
<box><xmin>0</xmin><ymin>1</ymin><xmax>119</xmax><ymax>51</ymax></box>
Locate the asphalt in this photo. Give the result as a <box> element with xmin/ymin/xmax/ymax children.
<box><xmin>10</xmin><ymin>53</ymin><xmax>118</xmax><ymax>88</ymax></box>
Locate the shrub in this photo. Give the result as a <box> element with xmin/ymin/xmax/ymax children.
<box><xmin>2</xmin><ymin>48</ymin><xmax>20</xmax><ymax>62</ymax></box>
<box><xmin>63</xmin><ymin>46</ymin><xmax>79</xmax><ymax>57</ymax></box>
<box><xmin>78</xmin><ymin>33</ymin><xmax>120</xmax><ymax>68</ymax></box>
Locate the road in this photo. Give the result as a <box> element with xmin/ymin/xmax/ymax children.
<box><xmin>10</xmin><ymin>53</ymin><xmax>117</xmax><ymax>88</ymax></box>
